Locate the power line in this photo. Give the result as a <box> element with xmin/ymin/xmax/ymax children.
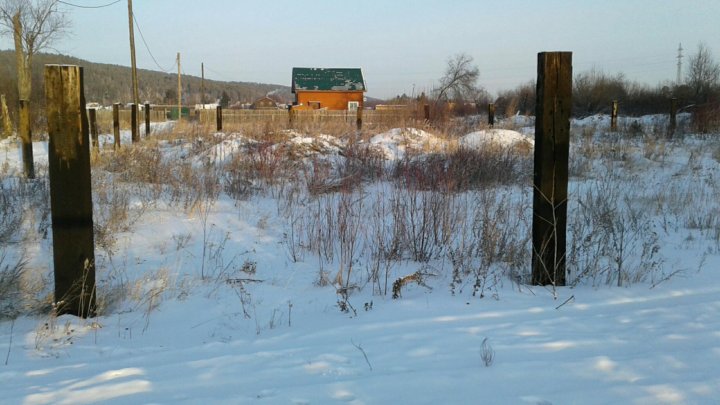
<box><xmin>132</xmin><ymin>11</ymin><xmax>175</xmax><ymax>73</ymax></box>
<box><xmin>204</xmin><ymin>66</ymin><xmax>234</xmax><ymax>82</ymax></box>
<box><xmin>57</xmin><ymin>0</ymin><xmax>122</xmax><ymax>9</ymax></box>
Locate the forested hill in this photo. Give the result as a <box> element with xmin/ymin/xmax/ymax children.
<box><xmin>0</xmin><ymin>50</ymin><xmax>292</xmax><ymax>108</ymax></box>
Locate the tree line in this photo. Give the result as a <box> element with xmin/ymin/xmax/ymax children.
<box><xmin>0</xmin><ymin>49</ymin><xmax>291</xmax><ymax>111</ymax></box>
<box><xmin>433</xmin><ymin>44</ymin><xmax>720</xmax><ymax>123</ymax></box>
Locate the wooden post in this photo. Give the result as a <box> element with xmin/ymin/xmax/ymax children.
<box><xmin>669</xmin><ymin>97</ymin><xmax>677</xmax><ymax>136</ymax></box>
<box><xmin>113</xmin><ymin>103</ymin><xmax>121</xmax><ymax>148</ymax></box>
<box><xmin>611</xmin><ymin>100</ymin><xmax>618</xmax><ymax>131</ymax></box>
<box><xmin>177</xmin><ymin>52</ymin><xmax>182</xmax><ymax>122</ymax></box>
<box><xmin>356</xmin><ymin>106</ymin><xmax>363</xmax><ymax>130</ymax></box>
<box><xmin>288</xmin><ymin>106</ymin><xmax>295</xmax><ymax>128</ymax></box>
<box><xmin>144</xmin><ymin>103</ymin><xmax>151</xmax><ymax>135</ymax></box>
<box><xmin>1</xmin><ymin>94</ymin><xmax>11</xmax><ymax>138</ymax></box>
<box><xmin>44</xmin><ymin>65</ymin><xmax>96</xmax><ymax>318</ymax></box>
<box><xmin>18</xmin><ymin>99</ymin><xmax>34</xmax><ymax>179</ymax></box>
<box><xmin>532</xmin><ymin>52</ymin><xmax>572</xmax><ymax>287</ymax></box>
<box><xmin>131</xmin><ymin>103</ymin><xmax>138</xmax><ymax>143</ymax></box>
<box><xmin>127</xmin><ymin>0</ymin><xmax>140</xmax><ymax>109</ymax></box>
<box><xmin>488</xmin><ymin>103</ymin><xmax>495</xmax><ymax>127</ymax></box>
<box><xmin>201</xmin><ymin>62</ymin><xmax>205</xmax><ymax>105</ymax></box>
<box><xmin>88</xmin><ymin>108</ymin><xmax>99</xmax><ymax>150</ymax></box>
<box><xmin>216</xmin><ymin>105</ymin><xmax>223</xmax><ymax>131</ymax></box>
<box><xmin>423</xmin><ymin>104</ymin><xmax>430</xmax><ymax>121</ymax></box>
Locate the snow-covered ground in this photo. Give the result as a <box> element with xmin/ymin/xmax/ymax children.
<box><xmin>1</xmin><ymin>116</ymin><xmax>719</xmax><ymax>404</ymax></box>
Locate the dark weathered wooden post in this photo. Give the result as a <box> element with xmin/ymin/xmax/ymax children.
<box><xmin>112</xmin><ymin>103</ymin><xmax>121</xmax><ymax>149</ymax></box>
<box><xmin>669</xmin><ymin>97</ymin><xmax>677</xmax><ymax>136</ymax></box>
<box><xmin>131</xmin><ymin>103</ymin><xmax>138</xmax><ymax>143</ymax></box>
<box><xmin>288</xmin><ymin>106</ymin><xmax>295</xmax><ymax>128</ymax></box>
<box><xmin>610</xmin><ymin>100</ymin><xmax>618</xmax><ymax>131</ymax></box>
<box><xmin>144</xmin><ymin>103</ymin><xmax>151</xmax><ymax>135</ymax></box>
<box><xmin>356</xmin><ymin>106</ymin><xmax>363</xmax><ymax>130</ymax></box>
<box><xmin>532</xmin><ymin>52</ymin><xmax>572</xmax><ymax>287</ymax></box>
<box><xmin>488</xmin><ymin>103</ymin><xmax>495</xmax><ymax>127</ymax></box>
<box><xmin>88</xmin><ymin>108</ymin><xmax>99</xmax><ymax>150</ymax></box>
<box><xmin>18</xmin><ymin>99</ymin><xmax>34</xmax><ymax>179</ymax></box>
<box><xmin>423</xmin><ymin>104</ymin><xmax>430</xmax><ymax>121</ymax></box>
<box><xmin>216</xmin><ymin>105</ymin><xmax>223</xmax><ymax>131</ymax></box>
<box><xmin>45</xmin><ymin>65</ymin><xmax>96</xmax><ymax>317</ymax></box>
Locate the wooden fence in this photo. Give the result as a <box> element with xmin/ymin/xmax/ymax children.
<box><xmin>95</xmin><ymin>108</ymin><xmax>167</xmax><ymax>133</ymax></box>
<box><xmin>83</xmin><ymin>105</ymin><xmax>420</xmax><ymax>134</ymax></box>
<box><xmin>197</xmin><ymin>108</ymin><xmax>418</xmax><ymax>129</ymax></box>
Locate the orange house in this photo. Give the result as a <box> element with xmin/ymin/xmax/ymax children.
<box><xmin>291</xmin><ymin>68</ymin><xmax>366</xmax><ymax>111</ymax></box>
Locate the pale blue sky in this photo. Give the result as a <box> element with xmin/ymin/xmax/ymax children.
<box><xmin>2</xmin><ymin>0</ymin><xmax>718</xmax><ymax>99</ymax></box>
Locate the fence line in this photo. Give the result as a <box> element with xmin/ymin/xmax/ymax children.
<box><xmin>85</xmin><ymin>105</ymin><xmax>421</xmax><ymax>133</ymax></box>
<box><xmin>197</xmin><ymin>108</ymin><xmax>417</xmax><ymax>128</ymax></box>
<box><xmin>95</xmin><ymin>108</ymin><xmax>167</xmax><ymax>132</ymax></box>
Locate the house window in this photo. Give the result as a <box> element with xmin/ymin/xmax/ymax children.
<box><xmin>348</xmin><ymin>101</ymin><xmax>359</xmax><ymax>111</ymax></box>
<box><xmin>309</xmin><ymin>101</ymin><xmax>321</xmax><ymax>110</ymax></box>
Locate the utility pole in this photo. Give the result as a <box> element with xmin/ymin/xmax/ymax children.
<box><xmin>201</xmin><ymin>62</ymin><xmax>205</xmax><ymax>105</ymax></box>
<box><xmin>676</xmin><ymin>43</ymin><xmax>683</xmax><ymax>85</ymax></box>
<box><xmin>127</xmin><ymin>0</ymin><xmax>139</xmax><ymax>108</ymax></box>
<box><xmin>177</xmin><ymin>52</ymin><xmax>182</xmax><ymax>121</ymax></box>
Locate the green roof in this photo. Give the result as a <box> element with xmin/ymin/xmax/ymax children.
<box><xmin>291</xmin><ymin>68</ymin><xmax>365</xmax><ymax>92</ymax></box>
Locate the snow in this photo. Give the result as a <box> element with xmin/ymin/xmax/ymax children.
<box><xmin>366</xmin><ymin>128</ymin><xmax>446</xmax><ymax>160</ymax></box>
<box><xmin>1</xmin><ymin>116</ymin><xmax>720</xmax><ymax>404</ymax></box>
<box><xmin>459</xmin><ymin>129</ymin><xmax>534</xmax><ymax>149</ymax></box>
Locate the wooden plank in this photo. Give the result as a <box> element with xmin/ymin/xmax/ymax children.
<box><xmin>44</xmin><ymin>65</ymin><xmax>96</xmax><ymax>317</ymax></box>
<box><xmin>131</xmin><ymin>103</ymin><xmax>138</xmax><ymax>143</ymax></box>
<box><xmin>113</xmin><ymin>103</ymin><xmax>121</xmax><ymax>148</ymax></box>
<box><xmin>611</xmin><ymin>100</ymin><xmax>618</xmax><ymax>131</ymax></box>
<box><xmin>89</xmin><ymin>108</ymin><xmax>98</xmax><ymax>150</ymax></box>
<box><xmin>531</xmin><ymin>52</ymin><xmax>572</xmax><ymax>287</ymax></box>
<box><xmin>18</xmin><ymin>99</ymin><xmax>34</xmax><ymax>178</ymax></box>
<box><xmin>669</xmin><ymin>97</ymin><xmax>677</xmax><ymax>136</ymax></box>
<box><xmin>145</xmin><ymin>103</ymin><xmax>151</xmax><ymax>135</ymax></box>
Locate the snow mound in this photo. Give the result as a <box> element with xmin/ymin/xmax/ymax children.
<box><xmin>573</xmin><ymin>114</ymin><xmax>611</xmax><ymax>128</ymax></box>
<box><xmin>284</xmin><ymin>134</ymin><xmax>345</xmax><ymax>158</ymax></box>
<box><xmin>459</xmin><ymin>129</ymin><xmax>534</xmax><ymax>149</ymax></box>
<box><xmin>202</xmin><ymin>133</ymin><xmax>256</xmax><ymax>164</ymax></box>
<box><xmin>368</xmin><ymin>128</ymin><xmax>446</xmax><ymax>160</ymax></box>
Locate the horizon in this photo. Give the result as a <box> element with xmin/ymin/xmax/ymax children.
<box><xmin>1</xmin><ymin>0</ymin><xmax>719</xmax><ymax>99</ymax></box>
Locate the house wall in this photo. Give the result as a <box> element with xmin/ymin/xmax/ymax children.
<box><xmin>294</xmin><ymin>91</ymin><xmax>364</xmax><ymax>110</ymax></box>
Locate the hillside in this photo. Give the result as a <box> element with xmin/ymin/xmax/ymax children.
<box><xmin>0</xmin><ymin>50</ymin><xmax>292</xmax><ymax>108</ymax></box>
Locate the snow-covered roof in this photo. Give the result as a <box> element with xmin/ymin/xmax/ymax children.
<box><xmin>291</xmin><ymin>67</ymin><xmax>366</xmax><ymax>93</ymax></box>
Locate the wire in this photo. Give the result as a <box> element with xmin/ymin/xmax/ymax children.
<box><xmin>204</xmin><ymin>66</ymin><xmax>234</xmax><ymax>82</ymax></box>
<box><xmin>132</xmin><ymin>11</ymin><xmax>175</xmax><ymax>73</ymax></box>
<box><xmin>57</xmin><ymin>0</ymin><xmax>122</xmax><ymax>9</ymax></box>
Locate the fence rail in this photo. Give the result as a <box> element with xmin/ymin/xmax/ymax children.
<box><xmin>67</xmin><ymin>106</ymin><xmax>422</xmax><ymax>134</ymax></box>
<box><xmin>198</xmin><ymin>108</ymin><xmax>417</xmax><ymax>128</ymax></box>
<box><xmin>95</xmin><ymin>108</ymin><xmax>167</xmax><ymax>132</ymax></box>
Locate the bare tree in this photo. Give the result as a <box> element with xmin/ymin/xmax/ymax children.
<box><xmin>435</xmin><ymin>53</ymin><xmax>480</xmax><ymax>105</ymax></box>
<box><xmin>0</xmin><ymin>0</ymin><xmax>70</xmax><ymax>178</ymax></box>
<box><xmin>686</xmin><ymin>42</ymin><xmax>720</xmax><ymax>102</ymax></box>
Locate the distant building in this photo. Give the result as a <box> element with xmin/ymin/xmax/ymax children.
<box><xmin>251</xmin><ymin>96</ymin><xmax>279</xmax><ymax>110</ymax></box>
<box><xmin>195</xmin><ymin>103</ymin><xmax>220</xmax><ymax>110</ymax></box>
<box><xmin>291</xmin><ymin>67</ymin><xmax>366</xmax><ymax>111</ymax></box>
